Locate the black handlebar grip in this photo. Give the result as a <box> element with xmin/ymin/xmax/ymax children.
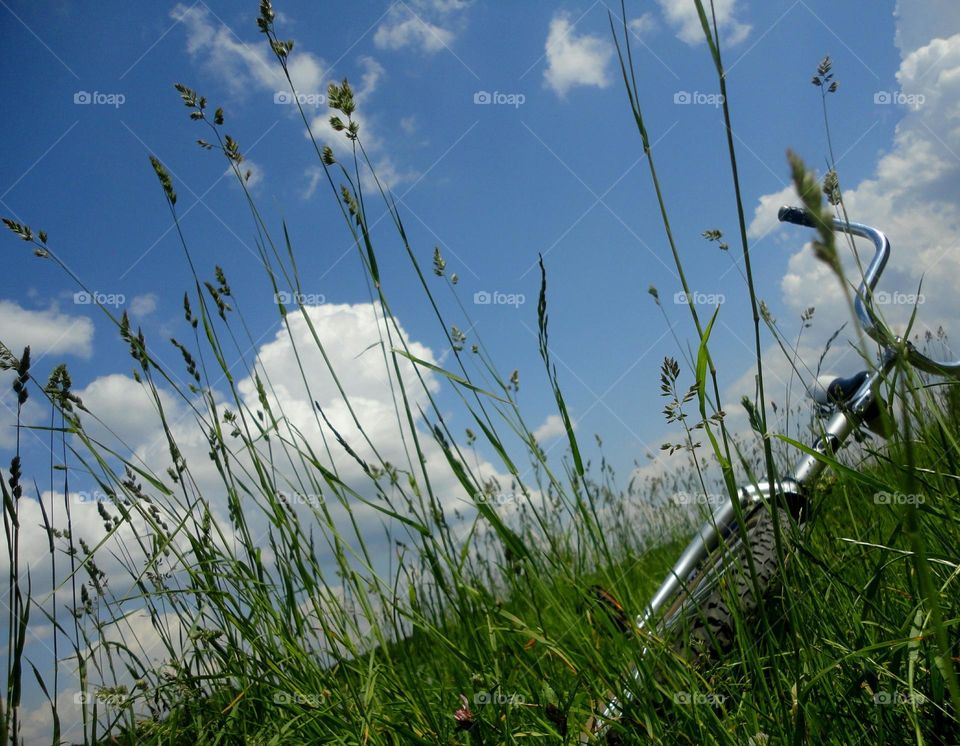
<box><xmin>777</xmin><ymin>206</ymin><xmax>816</xmax><ymax>227</ymax></box>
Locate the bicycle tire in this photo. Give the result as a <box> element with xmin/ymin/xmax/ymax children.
<box><xmin>588</xmin><ymin>503</ymin><xmax>797</xmax><ymax>742</ymax></box>
<box><xmin>662</xmin><ymin>502</ymin><xmax>796</xmax><ymax>667</ymax></box>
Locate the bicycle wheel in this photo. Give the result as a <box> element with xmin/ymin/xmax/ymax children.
<box><xmin>662</xmin><ymin>502</ymin><xmax>796</xmax><ymax>667</ymax></box>
<box><xmin>587</xmin><ymin>503</ymin><xmax>797</xmax><ymax>742</ymax></box>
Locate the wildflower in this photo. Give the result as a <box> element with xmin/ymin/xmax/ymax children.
<box><xmin>454</xmin><ymin>694</ymin><xmax>475</xmax><ymax>731</ymax></box>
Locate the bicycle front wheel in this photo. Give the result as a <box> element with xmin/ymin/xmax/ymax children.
<box><xmin>587</xmin><ymin>503</ymin><xmax>798</xmax><ymax>742</ymax></box>
<box><xmin>661</xmin><ymin>502</ymin><xmax>796</xmax><ymax>668</ymax></box>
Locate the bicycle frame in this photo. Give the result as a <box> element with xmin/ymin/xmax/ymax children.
<box><xmin>586</xmin><ymin>207</ymin><xmax>960</xmax><ymax>739</ymax></box>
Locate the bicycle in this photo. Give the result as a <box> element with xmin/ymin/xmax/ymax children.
<box><xmin>584</xmin><ymin>205</ymin><xmax>960</xmax><ymax>741</ymax></box>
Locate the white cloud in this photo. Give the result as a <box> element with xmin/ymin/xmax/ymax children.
<box><xmin>241</xmin><ymin>303</ymin><xmax>440</xmax><ymax>448</ymax></box>
<box><xmin>0</xmin><ymin>300</ymin><xmax>94</xmax><ymax>360</ymax></box>
<box><xmin>55</xmin><ymin>303</ymin><xmax>499</xmax><ymax>544</ymax></box>
<box><xmin>373</xmin><ymin>3</ymin><xmax>457</xmax><ymax>53</ymax></box>
<box><xmin>357</xmin><ymin>56</ymin><xmax>385</xmax><ymax>100</ymax></box>
<box><xmin>400</xmin><ymin>115</ymin><xmax>418</xmax><ymax>135</ymax></box>
<box><xmin>361</xmin><ymin>155</ymin><xmax>420</xmax><ymax>193</ymax></box>
<box><xmin>747</xmin><ymin>183</ymin><xmax>794</xmax><ymax>240</ymax></box>
<box><xmin>224</xmin><ymin>158</ymin><xmax>265</xmax><ymax>190</ymax></box>
<box><xmin>309</xmin><ymin>112</ymin><xmax>419</xmax><ymax>191</ymax></box>
<box><xmin>76</xmin><ymin>373</ymin><xmax>184</xmax><ymax>453</ymax></box>
<box><xmin>532</xmin><ymin>413</ymin><xmax>567</xmax><ymax>441</ymax></box>
<box><xmin>2</xmin><ymin>301</ymin><xmax>500</xmax><ymax>623</ymax></box>
<box><xmin>422</xmin><ymin>0</ymin><xmax>472</xmax><ymax>11</ymax></box>
<box><xmin>171</xmin><ymin>3</ymin><xmax>327</xmax><ymax>99</ymax></box>
<box><xmin>128</xmin><ymin>293</ymin><xmax>158</xmax><ymax>319</ymax></box>
<box><xmin>629</xmin><ymin>12</ymin><xmax>658</xmax><ymax>37</ymax></box>
<box><xmin>656</xmin><ymin>0</ymin><xmax>751</xmax><ymax>47</ymax></box>
<box><xmin>732</xmin><ymin>0</ymin><xmax>960</xmax><ymax>479</ymax></box>
<box><xmin>302</xmin><ymin>165</ymin><xmax>324</xmax><ymax>200</ymax></box>
<box><xmin>543</xmin><ymin>13</ymin><xmax>614</xmax><ymax>98</ymax></box>
<box><xmin>172</xmin><ymin>4</ymin><xmax>417</xmax><ymax>193</ymax></box>
<box><xmin>760</xmin><ymin>28</ymin><xmax>960</xmax><ymax>355</ymax></box>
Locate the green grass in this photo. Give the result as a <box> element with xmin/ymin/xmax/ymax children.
<box><xmin>2</xmin><ymin>2</ymin><xmax>959</xmax><ymax>744</ymax></box>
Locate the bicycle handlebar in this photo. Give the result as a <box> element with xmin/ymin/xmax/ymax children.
<box><xmin>778</xmin><ymin>206</ymin><xmax>960</xmax><ymax>377</ymax></box>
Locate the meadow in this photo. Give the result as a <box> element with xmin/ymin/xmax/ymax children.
<box><xmin>2</xmin><ymin>2</ymin><xmax>958</xmax><ymax>743</ymax></box>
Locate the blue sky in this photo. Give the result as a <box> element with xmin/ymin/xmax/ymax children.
<box><xmin>2</xmin><ymin>0</ymin><xmax>960</xmax><ymax>738</ymax></box>
<box><xmin>1</xmin><ymin>0</ymin><xmax>934</xmax><ymax>476</ymax></box>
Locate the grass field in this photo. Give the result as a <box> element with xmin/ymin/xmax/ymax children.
<box><xmin>2</xmin><ymin>2</ymin><xmax>959</xmax><ymax>743</ymax></box>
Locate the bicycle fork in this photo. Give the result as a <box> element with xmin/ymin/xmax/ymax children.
<box><xmin>587</xmin><ymin>354</ymin><xmax>894</xmax><ymax>739</ymax></box>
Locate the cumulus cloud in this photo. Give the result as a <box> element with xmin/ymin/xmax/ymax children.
<box><xmin>128</xmin><ymin>293</ymin><xmax>158</xmax><ymax>319</ymax></box>
<box><xmin>238</xmin><ymin>303</ymin><xmax>440</xmax><ymax>457</ymax></box>
<box><xmin>171</xmin><ymin>5</ymin><xmax>416</xmax><ymax>191</ymax></box>
<box><xmin>374</xmin><ymin>10</ymin><xmax>454</xmax><ymax>53</ymax></box>
<box><xmin>307</xmin><ymin>112</ymin><xmax>419</xmax><ymax>191</ymax></box>
<box><xmin>172</xmin><ymin>3</ymin><xmax>327</xmax><ymax>98</ymax></box>
<box><xmin>224</xmin><ymin>158</ymin><xmax>265</xmax><ymax>190</ymax></box>
<box><xmin>533</xmin><ymin>414</ymin><xmax>567</xmax><ymax>441</ymax></box>
<box><xmin>356</xmin><ymin>56</ymin><xmax>386</xmax><ymax>99</ymax></box>
<box><xmin>656</xmin><ymin>0</ymin><xmax>751</xmax><ymax>47</ymax></box>
<box><xmin>5</xmin><ymin>302</ymin><xmax>516</xmax><ymax>745</ymax></box>
<box><xmin>755</xmin><ymin>26</ymin><xmax>960</xmax><ymax>356</ymax></box>
<box><xmin>543</xmin><ymin>13</ymin><xmax>614</xmax><ymax>98</ymax></box>
<box><xmin>76</xmin><ymin>373</ymin><xmax>185</xmax><ymax>453</ymax></box>
<box><xmin>373</xmin><ymin>0</ymin><xmax>470</xmax><ymax>53</ymax></box>
<box><xmin>730</xmin><ymin>0</ymin><xmax>960</xmax><ymax>457</ymax></box>
<box><xmin>40</xmin><ymin>303</ymin><xmax>501</xmax><ymax>556</ymax></box>
<box><xmin>629</xmin><ymin>13</ymin><xmax>658</xmax><ymax>37</ymax></box>
<box><xmin>0</xmin><ymin>299</ymin><xmax>94</xmax><ymax>360</ymax></box>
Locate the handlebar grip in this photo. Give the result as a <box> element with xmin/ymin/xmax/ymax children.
<box><xmin>777</xmin><ymin>206</ymin><xmax>816</xmax><ymax>227</ymax></box>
